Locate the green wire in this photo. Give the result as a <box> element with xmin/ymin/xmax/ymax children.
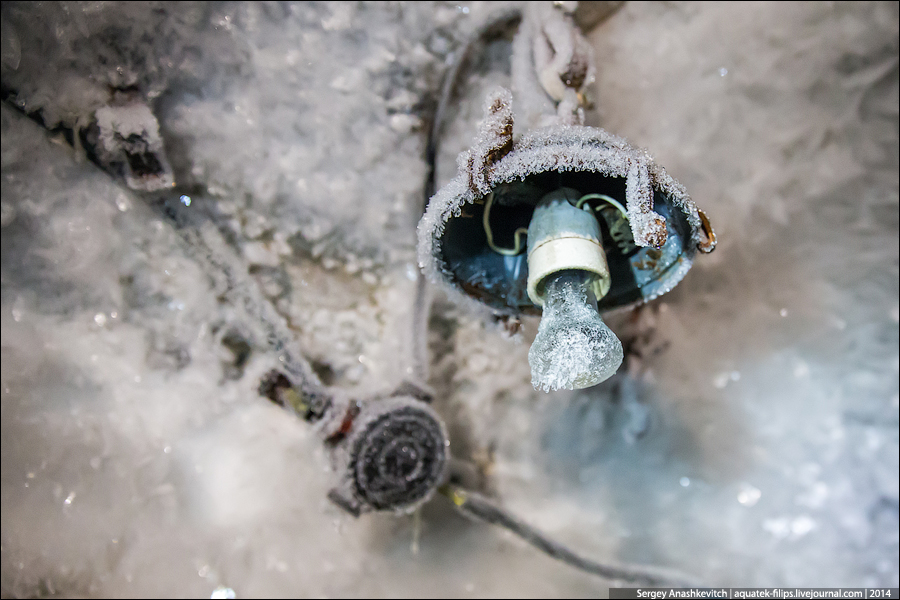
<box><xmin>575</xmin><ymin>193</ymin><xmax>629</xmax><ymax>218</ymax></box>
<box><xmin>482</xmin><ymin>192</ymin><xmax>629</xmax><ymax>257</ymax></box>
<box><xmin>483</xmin><ymin>192</ymin><xmax>529</xmax><ymax>256</ymax></box>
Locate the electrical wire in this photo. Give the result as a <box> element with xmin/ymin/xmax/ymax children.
<box><xmin>481</xmin><ymin>191</ymin><xmax>629</xmax><ymax>258</ymax></box>
<box><xmin>575</xmin><ymin>193</ymin><xmax>629</xmax><ymax>219</ymax></box>
<box><xmin>439</xmin><ymin>485</ymin><xmax>701</xmax><ymax>588</ymax></box>
<box><xmin>483</xmin><ymin>192</ymin><xmax>530</xmax><ymax>256</ymax></box>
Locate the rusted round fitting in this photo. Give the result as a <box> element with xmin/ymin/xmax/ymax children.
<box><xmin>329</xmin><ymin>396</ymin><xmax>448</xmax><ymax>515</ymax></box>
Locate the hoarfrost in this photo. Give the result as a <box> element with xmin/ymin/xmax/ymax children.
<box><xmin>529</xmin><ymin>271</ymin><xmax>623</xmax><ymax>392</ymax></box>
<box><xmin>1</xmin><ymin>1</ymin><xmax>898</xmax><ymax>597</ymax></box>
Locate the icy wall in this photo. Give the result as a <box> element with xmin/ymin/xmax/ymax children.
<box><xmin>1</xmin><ymin>1</ymin><xmax>898</xmax><ymax>597</ymax></box>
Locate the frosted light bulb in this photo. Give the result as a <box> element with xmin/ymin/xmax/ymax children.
<box><xmin>529</xmin><ymin>270</ymin><xmax>623</xmax><ymax>392</ymax></box>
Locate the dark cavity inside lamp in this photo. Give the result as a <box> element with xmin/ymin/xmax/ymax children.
<box><xmin>440</xmin><ymin>172</ymin><xmax>700</xmax><ymax>315</ymax></box>
<box><xmin>419</xmin><ymin>89</ymin><xmax>716</xmax><ymax>321</ymax></box>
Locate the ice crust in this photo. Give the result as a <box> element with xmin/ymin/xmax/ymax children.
<box><xmin>529</xmin><ymin>271</ymin><xmax>624</xmax><ymax>392</ymax></box>
<box><xmin>1</xmin><ymin>1</ymin><xmax>897</xmax><ymax>597</ymax></box>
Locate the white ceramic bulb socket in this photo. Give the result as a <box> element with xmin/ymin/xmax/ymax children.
<box><xmin>526</xmin><ymin>188</ymin><xmax>611</xmax><ymax>306</ymax></box>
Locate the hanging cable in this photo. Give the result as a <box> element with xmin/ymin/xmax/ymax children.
<box><xmin>439</xmin><ymin>485</ymin><xmax>701</xmax><ymax>588</ymax></box>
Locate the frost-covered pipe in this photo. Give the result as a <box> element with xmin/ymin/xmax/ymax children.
<box><xmin>512</xmin><ymin>1</ymin><xmax>597</xmax><ymax>128</ymax></box>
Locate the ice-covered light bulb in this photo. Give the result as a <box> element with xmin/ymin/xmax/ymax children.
<box><xmin>529</xmin><ymin>270</ymin><xmax>623</xmax><ymax>392</ymax></box>
<box><xmin>524</xmin><ymin>188</ymin><xmax>623</xmax><ymax>392</ymax></box>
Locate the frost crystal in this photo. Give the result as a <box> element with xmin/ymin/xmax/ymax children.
<box><xmin>529</xmin><ymin>271</ymin><xmax>623</xmax><ymax>392</ymax></box>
